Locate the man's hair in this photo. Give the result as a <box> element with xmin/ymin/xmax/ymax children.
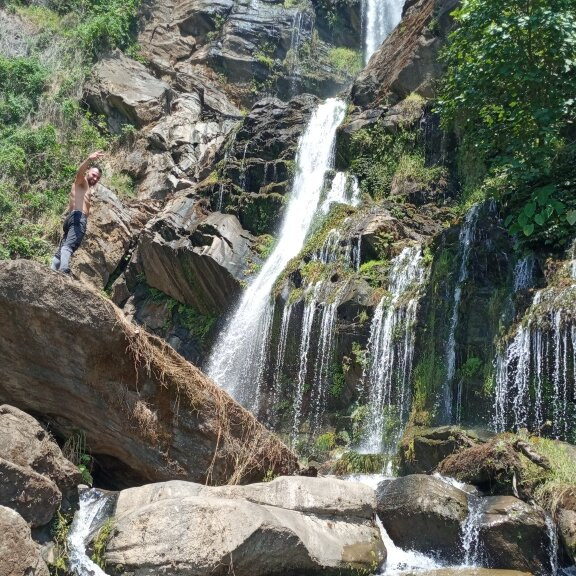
<box><xmin>90</xmin><ymin>164</ymin><xmax>102</xmax><ymax>175</ymax></box>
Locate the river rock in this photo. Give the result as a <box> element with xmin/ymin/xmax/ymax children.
<box><xmin>376</xmin><ymin>474</ymin><xmax>468</xmax><ymax>561</ymax></box>
<box><xmin>558</xmin><ymin>508</ymin><xmax>576</xmax><ymax>563</ymax></box>
<box><xmin>437</xmin><ymin>437</ymin><xmax>522</xmax><ymax>495</ymax></box>
<box><xmin>476</xmin><ymin>496</ymin><xmax>550</xmax><ymax>574</ymax></box>
<box><xmin>0</xmin><ymin>404</ymin><xmax>81</xmax><ymax>526</ymax></box>
<box><xmin>0</xmin><ymin>505</ymin><xmax>49</xmax><ymax>576</ymax></box>
<box><xmin>0</xmin><ymin>259</ymin><xmax>298</xmax><ymax>488</ymax></box>
<box><xmin>135</xmin><ymin>195</ymin><xmax>257</xmax><ymax>315</ymax></box>
<box><xmin>104</xmin><ymin>476</ymin><xmax>385</xmax><ymax>576</ymax></box>
<box><xmin>398</xmin><ymin>426</ymin><xmax>482</xmax><ymax>475</ymax></box>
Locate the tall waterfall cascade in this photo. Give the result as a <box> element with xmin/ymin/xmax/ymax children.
<box><xmin>363</xmin><ymin>0</ymin><xmax>405</xmax><ymax>62</ymax></box>
<box><xmin>493</xmin><ymin>286</ymin><xmax>576</xmax><ymax>441</ymax></box>
<box><xmin>206</xmin><ymin>99</ymin><xmax>347</xmax><ymax>411</ymax></box>
<box><xmin>358</xmin><ymin>245</ymin><xmax>426</xmax><ymax>453</ymax></box>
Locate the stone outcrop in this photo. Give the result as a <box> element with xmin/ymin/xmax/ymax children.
<box><xmin>212</xmin><ymin>94</ymin><xmax>319</xmax><ymax>235</ymax></box>
<box><xmin>477</xmin><ymin>496</ymin><xmax>550</xmax><ymax>574</ymax></box>
<box><xmin>0</xmin><ymin>259</ymin><xmax>298</xmax><ymax>488</ymax></box>
<box><xmin>139</xmin><ymin>0</ymin><xmax>354</xmax><ymax>107</ymax></box>
<box><xmin>85</xmin><ymin>51</ymin><xmax>173</xmax><ymax>131</ymax></box>
<box><xmin>0</xmin><ymin>506</ymin><xmax>49</xmax><ymax>576</ymax></box>
<box><xmin>350</xmin><ymin>0</ymin><xmax>459</xmax><ymax>108</ymax></box>
<box><xmin>103</xmin><ymin>476</ymin><xmax>385</xmax><ymax>576</ymax></box>
<box><xmin>132</xmin><ymin>196</ymin><xmax>257</xmax><ymax>315</ymax></box>
<box><xmin>376</xmin><ymin>474</ymin><xmax>468</xmax><ymax>561</ymax></box>
<box><xmin>0</xmin><ymin>405</ymin><xmax>81</xmax><ymax>526</ymax></box>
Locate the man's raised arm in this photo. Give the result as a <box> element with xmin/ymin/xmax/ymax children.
<box><xmin>74</xmin><ymin>150</ymin><xmax>105</xmax><ymax>186</ymax></box>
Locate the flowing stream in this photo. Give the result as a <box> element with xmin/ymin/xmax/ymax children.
<box><xmin>68</xmin><ymin>488</ymin><xmax>114</xmax><ymax>576</ymax></box>
<box><xmin>205</xmin><ymin>99</ymin><xmax>346</xmax><ymax>411</ymax></box>
<box><xmin>363</xmin><ymin>0</ymin><xmax>405</xmax><ymax>62</ymax></box>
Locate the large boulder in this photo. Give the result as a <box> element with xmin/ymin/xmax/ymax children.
<box><xmin>376</xmin><ymin>474</ymin><xmax>468</xmax><ymax>561</ymax></box>
<box><xmin>437</xmin><ymin>438</ymin><xmax>522</xmax><ymax>495</ymax></box>
<box><xmin>0</xmin><ymin>404</ymin><xmax>81</xmax><ymax>526</ymax></box>
<box><xmin>103</xmin><ymin>476</ymin><xmax>385</xmax><ymax>576</ymax></box>
<box><xmin>0</xmin><ymin>259</ymin><xmax>298</xmax><ymax>488</ymax></box>
<box><xmin>69</xmin><ymin>184</ymin><xmax>142</xmax><ymax>291</ymax></box>
<box><xmin>0</xmin><ymin>506</ymin><xmax>49</xmax><ymax>576</ymax></box>
<box><xmin>135</xmin><ymin>197</ymin><xmax>257</xmax><ymax>315</ymax></box>
<box><xmin>477</xmin><ymin>496</ymin><xmax>550</xmax><ymax>574</ymax></box>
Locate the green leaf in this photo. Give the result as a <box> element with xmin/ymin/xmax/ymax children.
<box><xmin>522</xmin><ymin>223</ymin><xmax>535</xmax><ymax>236</ymax></box>
<box><xmin>534</xmin><ymin>213</ymin><xmax>546</xmax><ymax>226</ymax></box>
<box><xmin>567</xmin><ymin>210</ymin><xmax>576</xmax><ymax>226</ymax></box>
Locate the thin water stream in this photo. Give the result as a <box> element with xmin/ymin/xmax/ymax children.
<box><xmin>68</xmin><ymin>488</ymin><xmax>114</xmax><ymax>576</ymax></box>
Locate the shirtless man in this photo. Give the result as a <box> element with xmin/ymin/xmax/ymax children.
<box><xmin>51</xmin><ymin>150</ymin><xmax>104</xmax><ymax>274</ymax></box>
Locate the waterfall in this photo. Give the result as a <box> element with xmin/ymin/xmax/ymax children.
<box><xmin>269</xmin><ymin>302</ymin><xmax>293</xmax><ymax>426</ymax></box>
<box><xmin>321</xmin><ymin>172</ymin><xmax>360</xmax><ymax>213</ymax></box>
<box><xmin>493</xmin><ymin>287</ymin><xmax>576</xmax><ymax>440</ymax></box>
<box><xmin>363</xmin><ymin>0</ymin><xmax>404</xmax><ymax>62</ymax></box>
<box><xmin>310</xmin><ymin>299</ymin><xmax>338</xmax><ymax>435</ymax></box>
<box><xmin>206</xmin><ymin>99</ymin><xmax>347</xmax><ymax>411</ymax></box>
<box><xmin>444</xmin><ymin>204</ymin><xmax>480</xmax><ymax>423</ymax></box>
<box><xmin>292</xmin><ymin>283</ymin><xmax>320</xmax><ymax>442</ymax></box>
<box><xmin>545</xmin><ymin>512</ymin><xmax>559</xmax><ymax>576</ymax></box>
<box><xmin>359</xmin><ymin>246</ymin><xmax>425</xmax><ymax>453</ymax></box>
<box><xmin>461</xmin><ymin>494</ymin><xmax>484</xmax><ymax>567</ymax></box>
<box><xmin>514</xmin><ymin>254</ymin><xmax>536</xmax><ymax>292</ymax></box>
<box><xmin>68</xmin><ymin>489</ymin><xmax>115</xmax><ymax>576</ymax></box>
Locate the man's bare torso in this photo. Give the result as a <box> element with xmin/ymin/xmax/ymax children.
<box><xmin>68</xmin><ymin>182</ymin><xmax>93</xmax><ymax>216</ymax></box>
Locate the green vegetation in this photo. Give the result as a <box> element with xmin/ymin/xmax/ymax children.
<box><xmin>327</xmin><ymin>47</ymin><xmax>363</xmax><ymax>76</ymax></box>
<box><xmin>0</xmin><ymin>1</ymin><xmax>141</xmax><ymax>262</ymax></box>
<box><xmin>313</xmin><ymin>0</ymin><xmax>361</xmax><ymax>30</ymax></box>
<box><xmin>439</xmin><ymin>0</ymin><xmax>576</xmax><ymax>248</ymax></box>
<box><xmin>331</xmin><ymin>450</ymin><xmax>387</xmax><ymax>474</ymax></box>
<box><xmin>49</xmin><ymin>509</ymin><xmax>73</xmax><ymax>575</ymax></box>
<box><xmin>147</xmin><ymin>286</ymin><xmax>217</xmax><ymax>348</ymax></box>
<box><xmin>62</xmin><ymin>430</ymin><xmax>93</xmax><ymax>486</ymax></box>
<box><xmin>348</xmin><ymin>119</ymin><xmax>447</xmax><ymax>201</ymax></box>
<box><xmin>92</xmin><ymin>518</ymin><xmax>114</xmax><ymax>570</ymax></box>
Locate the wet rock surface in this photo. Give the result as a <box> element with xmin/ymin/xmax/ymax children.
<box><xmin>376</xmin><ymin>474</ymin><xmax>468</xmax><ymax>561</ymax></box>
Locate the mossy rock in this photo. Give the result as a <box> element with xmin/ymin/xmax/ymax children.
<box><xmin>234</xmin><ymin>192</ymin><xmax>285</xmax><ymax>236</ymax></box>
<box><xmin>397</xmin><ymin>425</ymin><xmax>483</xmax><ymax>476</ymax></box>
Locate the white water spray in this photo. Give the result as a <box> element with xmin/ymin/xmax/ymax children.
<box><xmin>68</xmin><ymin>489</ymin><xmax>114</xmax><ymax>576</ymax></box>
<box><xmin>206</xmin><ymin>99</ymin><xmax>347</xmax><ymax>411</ymax></box>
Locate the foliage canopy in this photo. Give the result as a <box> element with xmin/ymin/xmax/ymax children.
<box><xmin>439</xmin><ymin>0</ymin><xmax>576</xmax><ymax>247</ymax></box>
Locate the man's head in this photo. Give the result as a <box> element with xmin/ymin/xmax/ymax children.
<box><xmin>86</xmin><ymin>166</ymin><xmax>102</xmax><ymax>187</ymax></box>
